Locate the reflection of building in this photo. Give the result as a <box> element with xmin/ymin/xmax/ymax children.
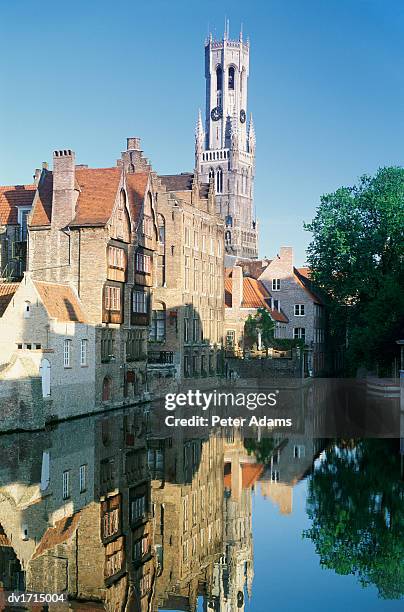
<box><xmin>151</xmin><ymin>434</ymin><xmax>224</xmax><ymax>611</ymax></box>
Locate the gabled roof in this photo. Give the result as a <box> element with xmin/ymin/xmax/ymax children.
<box><xmin>33</xmin><ymin>512</ymin><xmax>81</xmax><ymax>559</ymax></box>
<box><xmin>293</xmin><ymin>266</ymin><xmax>325</xmax><ymax>305</ymax></box>
<box><xmin>224</xmin><ymin>463</ymin><xmax>264</xmax><ymax>490</ymax></box>
<box><xmin>225</xmin><ymin>272</ymin><xmax>288</xmax><ymax>323</ymax></box>
<box><xmin>33</xmin><ymin>281</ymin><xmax>87</xmax><ymax>322</ymax></box>
<box><xmin>234</xmin><ymin>258</ymin><xmax>271</xmax><ymax>279</ymax></box>
<box><xmin>70</xmin><ymin>167</ymin><xmax>122</xmax><ymax>227</ymax></box>
<box><xmin>30</xmin><ymin>171</ymin><xmax>53</xmax><ymax>226</ymax></box>
<box><xmin>0</xmin><ymin>282</ymin><xmax>20</xmax><ymax>317</ymax></box>
<box><xmin>126</xmin><ymin>172</ymin><xmax>149</xmax><ymax>223</ymax></box>
<box><xmin>0</xmin><ymin>184</ymin><xmax>36</xmax><ymax>225</ymax></box>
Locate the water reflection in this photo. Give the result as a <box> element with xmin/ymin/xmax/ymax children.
<box><xmin>0</xmin><ymin>401</ymin><xmax>402</xmax><ymax>610</ymax></box>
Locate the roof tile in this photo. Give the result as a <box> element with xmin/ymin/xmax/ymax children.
<box><xmin>0</xmin><ymin>185</ymin><xmax>36</xmax><ymax>225</ymax></box>
<box><xmin>34</xmin><ymin>281</ymin><xmax>87</xmax><ymax>322</ymax></box>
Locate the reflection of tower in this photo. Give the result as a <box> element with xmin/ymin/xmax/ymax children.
<box><xmin>211</xmin><ymin>434</ymin><xmax>257</xmax><ymax>611</ymax></box>
<box><xmin>195</xmin><ymin>26</ymin><xmax>258</xmax><ymax>260</ymax></box>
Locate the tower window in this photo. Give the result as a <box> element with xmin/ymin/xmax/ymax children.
<box><xmin>209</xmin><ymin>168</ymin><xmax>215</xmax><ymax>182</ymax></box>
<box><xmin>216</xmin><ymin>66</ymin><xmax>222</xmax><ymax>91</ymax></box>
<box><xmin>228</xmin><ymin>66</ymin><xmax>235</xmax><ymax>90</ymax></box>
<box><xmin>216</xmin><ymin>168</ymin><xmax>223</xmax><ymax>194</ymax></box>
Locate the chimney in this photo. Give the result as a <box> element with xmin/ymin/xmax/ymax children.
<box><xmin>232</xmin><ymin>266</ymin><xmax>243</xmax><ymax>308</ymax></box>
<box><xmin>33</xmin><ymin>168</ymin><xmax>41</xmax><ymax>185</ymax></box>
<box><xmin>122</xmin><ymin>137</ymin><xmax>150</xmax><ymax>173</ymax></box>
<box><xmin>279</xmin><ymin>246</ymin><xmax>294</xmax><ymax>272</ymax></box>
<box><xmin>52</xmin><ymin>149</ymin><xmax>76</xmax><ymax>229</ymax></box>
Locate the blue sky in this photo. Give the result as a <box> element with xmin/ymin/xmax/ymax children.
<box><xmin>1</xmin><ymin>0</ymin><xmax>403</xmax><ymax>264</ymax></box>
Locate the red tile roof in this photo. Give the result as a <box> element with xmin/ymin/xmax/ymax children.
<box><xmin>34</xmin><ymin>281</ymin><xmax>87</xmax><ymax>322</ymax></box>
<box><xmin>225</xmin><ymin>273</ymin><xmax>288</xmax><ymax>323</ymax></box>
<box><xmin>70</xmin><ymin>167</ymin><xmax>122</xmax><ymax>227</ymax></box>
<box><xmin>30</xmin><ymin>167</ymin><xmax>148</xmax><ymax>229</ymax></box>
<box><xmin>126</xmin><ymin>172</ymin><xmax>149</xmax><ymax>223</ymax></box>
<box><xmin>30</xmin><ymin>171</ymin><xmax>53</xmax><ymax>227</ymax></box>
<box><xmin>293</xmin><ymin>266</ymin><xmax>324</xmax><ymax>305</ymax></box>
<box><xmin>0</xmin><ymin>184</ymin><xmax>36</xmax><ymax>225</ymax></box>
<box><xmin>32</xmin><ymin>512</ymin><xmax>81</xmax><ymax>559</ymax></box>
<box><xmin>0</xmin><ymin>282</ymin><xmax>20</xmax><ymax>317</ymax></box>
<box><xmin>224</xmin><ymin>463</ymin><xmax>264</xmax><ymax>490</ymax></box>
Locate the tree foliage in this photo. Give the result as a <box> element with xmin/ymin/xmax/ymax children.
<box><xmin>244</xmin><ymin>307</ymin><xmax>275</xmax><ymax>354</ymax></box>
<box><xmin>305</xmin><ymin>167</ymin><xmax>404</xmax><ymax>373</ymax></box>
<box><xmin>303</xmin><ymin>440</ymin><xmax>404</xmax><ymax>599</ymax></box>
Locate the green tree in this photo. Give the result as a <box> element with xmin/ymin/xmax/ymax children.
<box><xmin>244</xmin><ymin>307</ymin><xmax>275</xmax><ymax>356</ymax></box>
<box><xmin>303</xmin><ymin>440</ymin><xmax>404</xmax><ymax>599</ymax></box>
<box><xmin>305</xmin><ymin>167</ymin><xmax>404</xmax><ymax>373</ymax></box>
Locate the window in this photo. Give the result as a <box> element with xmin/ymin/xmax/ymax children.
<box><xmin>150</xmin><ymin>305</ymin><xmax>166</xmax><ymax>341</ymax></box>
<box><xmin>79</xmin><ymin>464</ymin><xmax>87</xmax><ymax>493</ymax></box>
<box><xmin>23</xmin><ymin>300</ymin><xmax>31</xmax><ymax>318</ymax></box>
<box><xmin>194</xmin><ymin>259</ymin><xmax>199</xmax><ymax>291</ymax></box>
<box><xmin>294</xmin><ymin>304</ymin><xmax>305</xmax><ymax>316</ymax></box>
<box><xmin>293</xmin><ymin>445</ymin><xmax>305</xmax><ymax>459</ymax></box>
<box><xmin>102</xmin><ymin>505</ymin><xmax>120</xmax><ymax>539</ymax></box>
<box><xmin>40</xmin><ymin>358</ymin><xmax>51</xmax><ymax>398</ymax></box>
<box><xmin>102</xmin><ymin>376</ymin><xmax>112</xmax><ymax>401</ymax></box>
<box><xmin>63</xmin><ymin>339</ymin><xmax>71</xmax><ymax>368</ymax></box>
<box><xmin>126</xmin><ymin>329</ymin><xmax>145</xmax><ymax>361</ymax></box>
<box><xmin>293</xmin><ymin>328</ymin><xmax>306</xmax><ymax>341</ymax></box>
<box><xmin>184</xmin><ymin>256</ymin><xmax>190</xmax><ymax>290</ymax></box>
<box><xmin>80</xmin><ymin>339</ymin><xmax>88</xmax><ymax>366</ymax></box>
<box><xmin>133</xmin><ymin>534</ymin><xmax>150</xmax><ymax>562</ymax></box>
<box><xmin>192</xmin><ymin>354</ymin><xmax>198</xmax><ymax>375</ymax></box>
<box><xmin>62</xmin><ymin>470</ymin><xmax>70</xmax><ymax>499</ymax></box>
<box><xmin>101</xmin><ymin>329</ymin><xmax>114</xmax><ymax>362</ymax></box>
<box><xmin>133</xmin><ymin>290</ymin><xmax>148</xmax><ymax>314</ymax></box>
<box><xmin>272</xmin><ymin>279</ymin><xmax>281</xmax><ymax>291</ymax></box>
<box><xmin>271</xmin><ymin>470</ymin><xmax>280</xmax><ymax>483</ymax></box>
<box><xmin>228</xmin><ymin>66</ymin><xmax>235</xmax><ymax>90</ymax></box>
<box><xmin>108</xmin><ymin>246</ymin><xmax>125</xmax><ymax>269</ymax></box>
<box><xmin>226</xmin><ymin>330</ymin><xmax>235</xmax><ymax>347</ymax></box>
<box><xmin>140</xmin><ymin>572</ymin><xmax>151</xmax><ymax>597</ymax></box>
<box><xmin>184</xmin><ymin>355</ymin><xmax>190</xmax><ymax>377</ymax></box>
<box><xmin>193</xmin><ymin>230</ymin><xmax>199</xmax><ymax>250</ymax></box>
<box><xmin>216</xmin><ymin>168</ymin><xmax>223</xmax><ymax>193</ymax></box>
<box><xmin>184</xmin><ymin>226</ymin><xmax>191</xmax><ymax>247</ymax></box>
<box><xmin>184</xmin><ymin>316</ymin><xmax>189</xmax><ymax>343</ymax></box>
<box><xmin>157</xmin><ymin>214</ymin><xmax>165</xmax><ymax>244</ymax></box>
<box><xmin>142</xmin><ymin>216</ymin><xmax>153</xmax><ymax>238</ymax></box>
<box><xmin>183</xmin><ymin>496</ymin><xmax>189</xmax><ymax>532</ymax></box>
<box><xmin>216</xmin><ymin>65</ymin><xmax>222</xmax><ymax>90</ymax></box>
<box><xmin>147</xmin><ymin>448</ymin><xmax>164</xmax><ymax>479</ymax></box>
<box><xmin>130</xmin><ymin>495</ymin><xmax>146</xmax><ymax>523</ymax></box>
<box><xmin>272</xmin><ymin>299</ymin><xmax>280</xmax><ymax>311</ymax></box>
<box><xmin>105</xmin><ymin>286</ymin><xmax>121</xmax><ymax>311</ymax></box>
<box><xmin>193</xmin><ymin>314</ymin><xmax>199</xmax><ymax>342</ymax></box>
<box><xmin>136</xmin><ymin>252</ymin><xmax>151</xmax><ymax>274</ymax></box>
<box><xmin>202</xmin><ymin>234</ymin><xmax>207</xmax><ymax>252</ymax></box>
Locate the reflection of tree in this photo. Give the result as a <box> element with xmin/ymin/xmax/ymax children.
<box><xmin>303</xmin><ymin>440</ymin><xmax>404</xmax><ymax>599</ymax></box>
<box><xmin>244</xmin><ymin>437</ymin><xmax>275</xmax><ymax>464</ymax></box>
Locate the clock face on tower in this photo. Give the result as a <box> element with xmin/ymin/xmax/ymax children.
<box><xmin>240</xmin><ymin>109</ymin><xmax>246</xmax><ymax>123</ymax></box>
<box><xmin>211</xmin><ymin>106</ymin><xmax>223</xmax><ymax>121</ymax></box>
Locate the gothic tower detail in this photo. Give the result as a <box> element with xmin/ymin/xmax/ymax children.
<box><xmin>195</xmin><ymin>28</ymin><xmax>258</xmax><ymax>259</ymax></box>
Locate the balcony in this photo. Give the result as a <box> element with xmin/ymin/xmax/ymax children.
<box><xmin>148</xmin><ymin>351</ymin><xmax>174</xmax><ymax>365</ymax></box>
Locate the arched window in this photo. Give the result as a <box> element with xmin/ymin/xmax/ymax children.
<box><xmin>225</xmin><ymin>230</ymin><xmax>232</xmax><ymax>245</ymax></box>
<box><xmin>225</xmin><ymin>215</ymin><xmax>233</xmax><ymax>227</ymax></box>
<box><xmin>209</xmin><ymin>168</ymin><xmax>215</xmax><ymax>182</ymax></box>
<box><xmin>228</xmin><ymin>66</ymin><xmax>235</xmax><ymax>90</ymax></box>
<box><xmin>102</xmin><ymin>376</ymin><xmax>112</xmax><ymax>402</ymax></box>
<box><xmin>157</xmin><ymin>214</ymin><xmax>165</xmax><ymax>244</ymax></box>
<box><xmin>40</xmin><ymin>358</ymin><xmax>51</xmax><ymax>398</ymax></box>
<box><xmin>216</xmin><ymin>65</ymin><xmax>222</xmax><ymax>91</ymax></box>
<box><xmin>216</xmin><ymin>168</ymin><xmax>223</xmax><ymax>194</ymax></box>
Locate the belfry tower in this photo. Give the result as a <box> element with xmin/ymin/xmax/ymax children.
<box><xmin>195</xmin><ymin>26</ymin><xmax>258</xmax><ymax>259</ymax></box>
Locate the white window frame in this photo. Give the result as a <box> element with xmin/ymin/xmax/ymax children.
<box><xmin>62</xmin><ymin>470</ymin><xmax>70</xmax><ymax>499</ymax></box>
<box><xmin>294</xmin><ymin>304</ymin><xmax>305</xmax><ymax>316</ymax></box>
<box><xmin>79</xmin><ymin>464</ymin><xmax>87</xmax><ymax>492</ymax></box>
<box><xmin>293</xmin><ymin>327</ymin><xmax>306</xmax><ymax>341</ymax></box>
<box><xmin>133</xmin><ymin>290</ymin><xmax>148</xmax><ymax>314</ymax></box>
<box><xmin>63</xmin><ymin>339</ymin><xmax>71</xmax><ymax>368</ymax></box>
<box><xmin>80</xmin><ymin>339</ymin><xmax>88</xmax><ymax>366</ymax></box>
<box><xmin>272</xmin><ymin>279</ymin><xmax>281</xmax><ymax>291</ymax></box>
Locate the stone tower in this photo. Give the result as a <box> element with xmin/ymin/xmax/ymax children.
<box><xmin>195</xmin><ymin>26</ymin><xmax>258</xmax><ymax>260</ymax></box>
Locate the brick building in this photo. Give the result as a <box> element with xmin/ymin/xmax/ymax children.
<box><xmin>0</xmin><ymin>182</ymin><xmax>36</xmax><ymax>280</ymax></box>
<box><xmin>149</xmin><ymin>170</ymin><xmax>225</xmax><ymax>384</ymax></box>
<box><xmin>224</xmin><ymin>265</ymin><xmax>288</xmax><ymax>354</ymax></box>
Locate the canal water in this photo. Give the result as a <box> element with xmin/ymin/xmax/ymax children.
<box><xmin>0</xmin><ymin>403</ymin><xmax>402</xmax><ymax>611</ymax></box>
